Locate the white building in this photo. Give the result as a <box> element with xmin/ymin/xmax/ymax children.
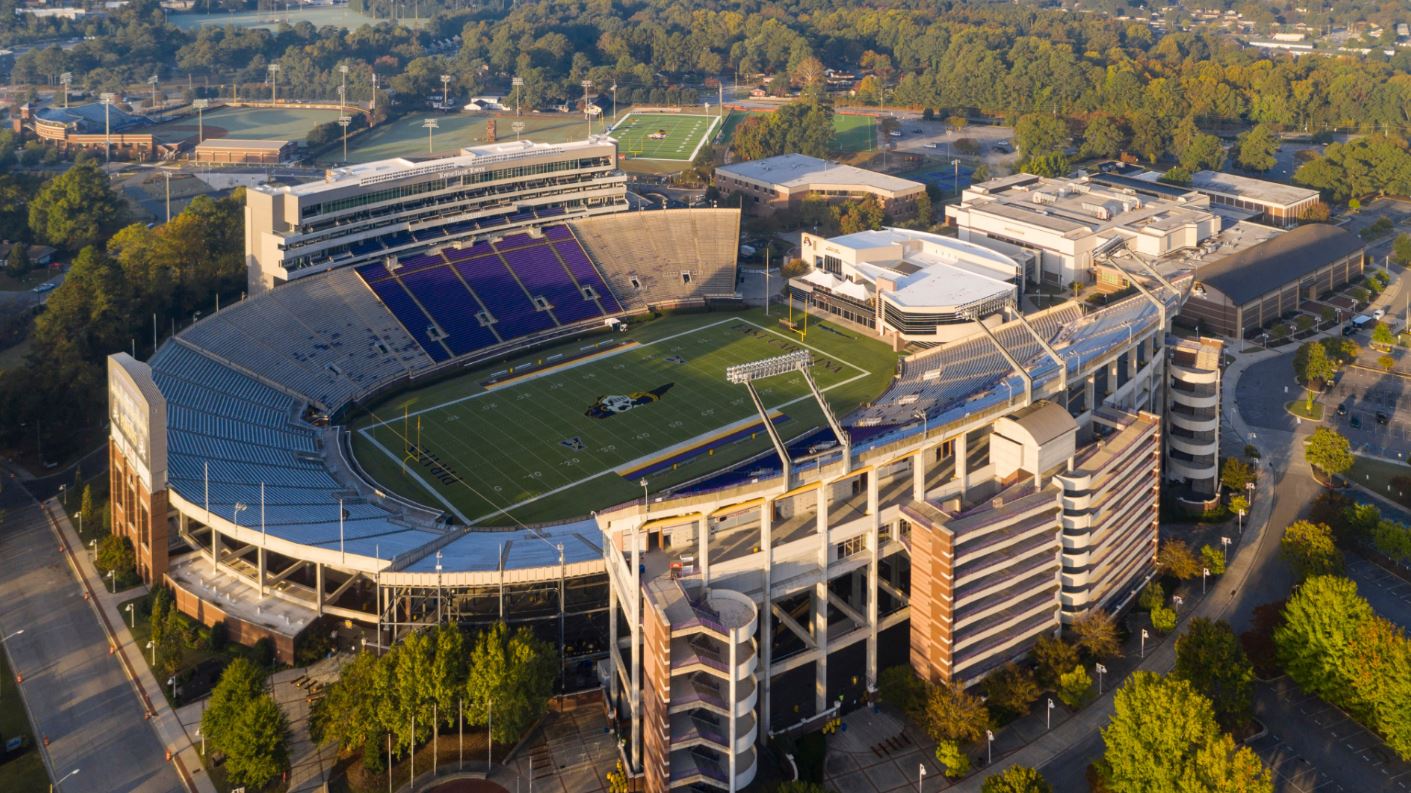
<box><xmin>793</xmin><ymin>228</ymin><xmax>1029</xmax><ymax>345</ymax></box>
<box><xmin>243</xmin><ymin>136</ymin><xmax>627</xmax><ymax>294</ymax></box>
<box><xmin>946</xmin><ymin>173</ymin><xmax>1219</xmax><ymax>288</ymax></box>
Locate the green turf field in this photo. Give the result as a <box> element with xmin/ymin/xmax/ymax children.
<box><xmin>145</xmin><ymin>106</ymin><xmax>344</xmax><ymax>144</ymax></box>
<box><xmin>342</xmin><ymin>112</ymin><xmax>597</xmax><ymax>163</ymax></box>
<box><xmin>351</xmin><ymin>309</ymin><xmax>897</xmax><ymax>524</ymax></box>
<box><xmin>611</xmin><ymin>112</ymin><xmax>720</xmax><ymax>161</ymax></box>
<box><xmin>832</xmin><ymin>113</ymin><xmax>877</xmax><ymax>153</ymax></box>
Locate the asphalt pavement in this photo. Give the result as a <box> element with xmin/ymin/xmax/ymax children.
<box><xmin>0</xmin><ymin>484</ymin><xmax>185</xmax><ymax>793</ymax></box>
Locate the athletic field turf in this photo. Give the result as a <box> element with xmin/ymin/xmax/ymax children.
<box><xmin>145</xmin><ymin>106</ymin><xmax>344</xmax><ymax>145</ymax></box>
<box><xmin>610</xmin><ymin>112</ymin><xmax>719</xmax><ymax>161</ymax></box>
<box><xmin>351</xmin><ymin>310</ymin><xmax>897</xmax><ymax>524</ymax></box>
<box><xmin>831</xmin><ymin>113</ymin><xmax>877</xmax><ymax>153</ymax></box>
<box><xmin>343</xmin><ymin>112</ymin><xmax>594</xmax><ymax>163</ymax></box>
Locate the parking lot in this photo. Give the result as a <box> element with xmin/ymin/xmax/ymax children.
<box><xmin>1324</xmin><ymin>365</ymin><xmax>1411</xmax><ymax>461</ymax></box>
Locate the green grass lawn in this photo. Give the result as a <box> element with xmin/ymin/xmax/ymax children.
<box><xmin>1349</xmin><ymin>455</ymin><xmax>1411</xmax><ymax>506</ymax></box>
<box><xmin>1287</xmin><ymin>397</ymin><xmax>1324</xmax><ymax>421</ymax></box>
<box><xmin>145</xmin><ymin>106</ymin><xmax>344</xmax><ymax>145</ymax></box>
<box><xmin>0</xmin><ymin>648</ymin><xmax>46</xmax><ymax>793</ymax></box>
<box><xmin>341</xmin><ymin>112</ymin><xmax>596</xmax><ymax>164</ymax></box>
<box><xmin>352</xmin><ymin>309</ymin><xmax>897</xmax><ymax>523</ymax></box>
<box><xmin>831</xmin><ymin>113</ymin><xmax>876</xmax><ymax>153</ymax></box>
<box><xmin>610</xmin><ymin>112</ymin><xmax>719</xmax><ymax>161</ymax></box>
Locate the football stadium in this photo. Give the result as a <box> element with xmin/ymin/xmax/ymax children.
<box><xmin>609</xmin><ymin>111</ymin><xmax>720</xmax><ymax>160</ymax></box>
<box><xmin>109</xmin><ymin>136</ymin><xmax>1204</xmax><ymax>792</ymax></box>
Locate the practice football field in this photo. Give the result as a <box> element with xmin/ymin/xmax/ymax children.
<box><xmin>351</xmin><ymin>310</ymin><xmax>897</xmax><ymax>524</ymax></box>
<box><xmin>610</xmin><ymin>112</ymin><xmax>720</xmax><ymax>160</ymax></box>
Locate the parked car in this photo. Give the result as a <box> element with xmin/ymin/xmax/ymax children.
<box><xmin>1377</xmin><ymin>411</ymin><xmax>1390</xmax><ymax>425</ymax></box>
<box><xmin>1351</xmin><ymin>415</ymin><xmax>1363</xmax><ymax>429</ymax></box>
<box><xmin>1374</xmin><ymin>308</ymin><xmax>1386</xmax><ymax>320</ymax></box>
<box><xmin>923</xmin><ymin>142</ymin><xmax>939</xmax><ymax>149</ymax></box>
<box><xmin>1337</xmin><ymin>402</ymin><xmax>1349</xmax><ymax>416</ymax></box>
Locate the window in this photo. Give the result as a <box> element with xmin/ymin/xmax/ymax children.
<box><xmin>836</xmin><ymin>535</ymin><xmax>867</xmax><ymax>559</ymax></box>
<box><xmin>681</xmin><ymin>272</ymin><xmax>692</xmax><ymax>285</ymax></box>
<box><xmin>475</xmin><ymin>311</ymin><xmax>494</xmax><ymax>326</ymax></box>
<box><xmin>581</xmin><ymin>285</ymin><xmax>598</xmax><ymax>300</ymax></box>
<box><xmin>533</xmin><ymin>296</ymin><xmax>551</xmax><ymax>311</ymax></box>
<box><xmin>629</xmin><ymin>276</ymin><xmax>642</xmax><ymax>290</ymax></box>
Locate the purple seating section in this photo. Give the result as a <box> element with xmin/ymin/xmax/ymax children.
<box><xmin>356</xmin><ymin>224</ymin><xmax>620</xmax><ymax>363</ymax></box>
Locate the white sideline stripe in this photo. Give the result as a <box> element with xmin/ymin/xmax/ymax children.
<box><xmin>608</xmin><ymin>112</ymin><xmax>720</xmax><ymax>162</ymax></box>
<box><xmin>361</xmin><ymin>314</ymin><xmax>876</xmax><ymax>523</ymax></box>
<box><xmin>360</xmin><ymin>431</ymin><xmax>471</xmax><ymax>524</ymax></box>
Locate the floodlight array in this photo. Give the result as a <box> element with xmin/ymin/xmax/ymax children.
<box><xmin>725</xmin><ymin>350</ymin><xmax>812</xmax><ymax>384</ymax></box>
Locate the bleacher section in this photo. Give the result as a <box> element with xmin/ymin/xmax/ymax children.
<box><xmin>356</xmin><ymin>226</ymin><xmax>623</xmax><ymax>362</ymax></box>
<box><xmin>150</xmin><ymin>342</ymin><xmax>441</xmax><ymax>558</ymax></box>
<box><xmin>569</xmin><ymin>209</ymin><xmax>740</xmax><ymax>310</ymax></box>
<box><xmin>179</xmin><ymin>268</ymin><xmax>433</xmax><ymax>410</ymax></box>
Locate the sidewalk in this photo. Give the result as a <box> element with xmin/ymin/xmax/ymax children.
<box><xmin>41</xmin><ymin>498</ymin><xmax>217</xmax><ymax>793</ymax></box>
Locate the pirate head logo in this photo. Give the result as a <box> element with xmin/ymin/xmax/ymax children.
<box><xmin>585</xmin><ymin>383</ymin><xmax>674</xmax><ymax>419</ymax></box>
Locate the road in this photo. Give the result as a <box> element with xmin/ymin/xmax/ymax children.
<box><xmin>0</xmin><ymin>484</ymin><xmax>185</xmax><ymax>793</ymax></box>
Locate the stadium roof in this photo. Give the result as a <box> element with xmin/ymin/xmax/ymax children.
<box><xmin>716</xmin><ymin>154</ymin><xmax>924</xmax><ymax>196</ymax></box>
<box><xmin>195</xmin><ymin>138</ymin><xmax>291</xmax><ymax>151</ymax></box>
<box><xmin>1195</xmin><ymin>223</ymin><xmax>1363</xmax><ymax>305</ymax></box>
<box><xmin>35</xmin><ymin>102</ymin><xmax>149</xmax><ymax>133</ymax></box>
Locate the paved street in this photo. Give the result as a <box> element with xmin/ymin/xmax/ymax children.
<box><xmin>0</xmin><ymin>484</ymin><xmax>185</xmax><ymax>793</ymax></box>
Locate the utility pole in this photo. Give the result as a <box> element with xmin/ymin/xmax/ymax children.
<box><xmin>100</xmin><ymin>92</ymin><xmax>115</xmax><ymax>163</ymax></box>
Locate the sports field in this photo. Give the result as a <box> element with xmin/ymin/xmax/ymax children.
<box><xmin>351</xmin><ymin>310</ymin><xmax>897</xmax><ymax>524</ymax></box>
<box><xmin>719</xmin><ymin>110</ymin><xmax>876</xmax><ymax>154</ymax></box>
<box><xmin>610</xmin><ymin>112</ymin><xmax>719</xmax><ymax>161</ymax></box>
<box><xmin>342</xmin><ymin>112</ymin><xmax>596</xmax><ymax>163</ymax></box>
<box><xmin>168</xmin><ymin>6</ymin><xmax>413</xmax><ymax>30</ymax></box>
<box><xmin>145</xmin><ymin>106</ymin><xmax>343</xmax><ymax>145</ymax></box>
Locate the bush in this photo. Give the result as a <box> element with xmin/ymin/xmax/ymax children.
<box><xmin>1034</xmin><ymin>634</ymin><xmax>1080</xmax><ymax>688</ymax></box>
<box><xmin>1150</xmin><ymin>606</ymin><xmax>1177</xmax><ymax>633</ymax></box>
<box><xmin>1058</xmin><ymin>665</ymin><xmax>1093</xmax><ymax>708</ymax></box>
<box><xmin>1138</xmin><ymin>581</ymin><xmax>1165</xmax><ymax>611</ymax></box>
<box><xmin>96</xmin><ymin>534</ymin><xmax>135</xmax><ymax>575</ymax></box>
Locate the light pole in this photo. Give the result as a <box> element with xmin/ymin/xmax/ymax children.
<box><xmin>51</xmin><ymin>767</ymin><xmax>79</xmax><ymax>792</ymax></box>
<box><xmin>233</xmin><ymin>502</ymin><xmax>247</xmax><ymax>529</ymax></box>
<box><xmin>106</xmin><ymin>569</ymin><xmax>116</xmax><ymax>593</ymax></box>
<box><xmin>147</xmin><ymin>74</ymin><xmax>159</xmax><ymax>117</ymax></box>
<box><xmin>581</xmin><ymin>79</ymin><xmax>594</xmax><ymax>137</ymax></box>
<box><xmin>1140</xmin><ymin>628</ymin><xmax>1149</xmax><ymax>658</ymax></box>
<box><xmin>1095</xmin><ymin>662</ymin><xmax>1106</xmax><ymax>695</ymax></box>
<box><xmin>1046</xmin><ymin>697</ymin><xmax>1055</xmax><ymax>729</ymax></box>
<box><xmin>1237</xmin><ymin>504</ymin><xmax>1245</xmax><ymax>533</ymax></box>
<box><xmin>163</xmin><ymin>171</ymin><xmax>172</xmax><ymax>223</ymax></box>
<box><xmin>610</xmin><ymin>82</ymin><xmax>617</xmax><ymax>125</ymax></box>
<box><xmin>98</xmin><ymin>91</ymin><xmax>116</xmax><ymax>163</ymax></box>
<box><xmin>88</xmin><ymin>538</ymin><xmax>96</xmax><ymax>559</ymax></box>
<box><xmin>59</xmin><ymin>483</ymin><xmax>67</xmax><ymax>507</ymax></box>
<box><xmin>435</xmin><ymin>550</ymin><xmax>443</xmax><ymax>623</ymax></box>
<box><xmin>1</xmin><ymin>629</ymin><xmax>23</xmax><ymax>714</ymax></box>
<box><xmin>193</xmin><ymin>99</ymin><xmax>208</xmax><ymax>146</ymax></box>
<box><xmin>487</xmin><ymin>698</ymin><xmax>493</xmax><ymax>771</ymax></box>
<box><xmin>512</xmin><ymin>121</ymin><xmax>525</xmax><ymax>141</ymax></box>
<box><xmin>267</xmin><ymin>63</ymin><xmax>280</xmax><ymax>104</ymax></box>
<box><xmin>339</xmin><ymin>64</ymin><xmax>349</xmax><ymax>111</ymax></box>
<box><xmin>125</xmin><ymin>602</ymin><xmax>135</xmax><ymax>628</ymax></box>
<box><xmin>1202</xmin><ymin>567</ymin><xmax>1210</xmax><ymax>594</ymax></box>
<box><xmin>512</xmin><ymin>76</ymin><xmax>523</xmax><ymax>116</ymax></box>
<box><xmin>60</xmin><ymin>72</ymin><xmax>71</xmax><ymax>108</ymax></box>
<box><xmin>985</xmin><ymin>729</ymin><xmax>994</xmax><ymax>765</ymax></box>
<box><xmin>423</xmin><ymin>118</ymin><xmax>438</xmax><ymax>154</ymax></box>
<box><xmin>338</xmin><ymin>115</ymin><xmax>352</xmax><ymax>162</ymax></box>
<box><xmin>913</xmin><ymin>409</ymin><xmax>928</xmax><ymax>440</ymax></box>
<box><xmin>952</xmin><ymin>158</ymin><xmax>960</xmax><ymax>196</ymax></box>
<box><xmin>146</xmin><ymin>639</ymin><xmax>156</xmax><ymax>666</ymax></box>
<box><xmin>440</xmin><ymin>74</ymin><xmax>451</xmax><ymax>108</ymax></box>
<box><xmin>1220</xmin><ymin>536</ymin><xmax>1231</xmax><ymax>565</ymax></box>
<box><xmin>917</xmin><ymin>763</ymin><xmax>925</xmax><ymax>792</ymax></box>
<box><xmin>1173</xmin><ymin>594</ymin><xmax>1183</xmax><ymax>611</ymax></box>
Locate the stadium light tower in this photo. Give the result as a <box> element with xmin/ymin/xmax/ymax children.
<box><xmin>59</xmin><ymin>72</ymin><xmax>71</xmax><ymax>109</ymax></box>
<box><xmin>423</xmin><ymin>118</ymin><xmax>439</xmax><ymax>154</ymax></box>
<box><xmin>192</xmin><ymin>99</ymin><xmax>209</xmax><ymax>145</ymax></box>
<box><xmin>512</xmin><ymin>76</ymin><xmax>523</xmax><ymax>116</ymax></box>
<box><xmin>338</xmin><ymin>115</ymin><xmax>352</xmax><ymax>162</ymax></box>
<box><xmin>580</xmin><ymin>79</ymin><xmax>594</xmax><ymax>137</ymax></box>
<box><xmin>610</xmin><ymin>82</ymin><xmax>617</xmax><ymax>125</ymax></box>
<box><xmin>338</xmin><ymin>63</ymin><xmax>349</xmax><ymax>111</ymax></box>
<box><xmin>512</xmin><ymin>120</ymin><xmax>525</xmax><ymax>141</ymax></box>
<box><xmin>147</xmin><ymin>74</ymin><xmax>159</xmax><ymax>118</ymax></box>
<box><xmin>267</xmin><ymin>63</ymin><xmax>281</xmax><ymax>104</ymax></box>
<box><xmin>726</xmin><ymin>349</ymin><xmax>852</xmax><ymax>479</ymax></box>
<box><xmin>163</xmin><ymin>170</ymin><xmax>172</xmax><ymax>223</ymax></box>
<box><xmin>440</xmin><ymin>74</ymin><xmax>451</xmax><ymax>108</ymax></box>
<box><xmin>99</xmin><ymin>92</ymin><xmax>115</xmax><ymax>164</ymax></box>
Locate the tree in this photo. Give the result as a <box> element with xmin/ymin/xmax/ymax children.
<box><xmin>1275</xmin><ymin>575</ymin><xmax>1374</xmax><ymax>706</ymax></box>
<box><xmin>223</xmin><ymin>693</ymin><xmax>289</xmax><ymax>789</ymax></box>
<box><xmin>835</xmin><ymin>195</ymin><xmax>884</xmax><ymax>234</ymax></box>
<box><xmin>1034</xmin><ymin>634</ymin><xmax>1081</xmax><ymax>688</ymax></box>
<box><xmin>1220</xmin><ymin>457</ymin><xmax>1256</xmax><ymax>493</ymax></box>
<box><xmin>157</xmin><ymin>606</ymin><xmax>190</xmax><ymax>678</ymax></box>
<box><xmin>95</xmin><ymin>534</ymin><xmax>134</xmax><ymax>575</ymax></box>
<box><xmin>1293</xmin><ymin>340</ymin><xmax>1338</xmax><ymax>390</ymax></box>
<box><xmin>1200</xmin><ymin>543</ymin><xmax>1226</xmax><ymax>576</ymax></box>
<box><xmin>1022</xmin><ymin>152</ymin><xmax>1071</xmax><ymax>178</ymax></box>
<box><xmin>1228</xmin><ymin>493</ymin><xmax>1249</xmax><ymax>520</ymax></box>
<box><xmin>936</xmin><ymin>739</ymin><xmax>971</xmax><ymax>778</ymax></box>
<box><xmin>465</xmin><ymin>622</ymin><xmax>555</xmax><ymax>744</ymax></box>
<box><xmin>1280</xmin><ymin>520</ymin><xmax>1343</xmax><ymax>580</ymax></box>
<box><xmin>982</xmin><ymin>765</ymin><xmax>1053</xmax><ymax>793</ymax></box>
<box><xmin>1160</xmin><ymin>165</ymin><xmax>1192</xmax><ymax>185</ymax></box>
<box><xmin>1179</xmin><ymin>131</ymin><xmax>1226</xmax><ymax>172</ymax></box>
<box><xmin>926</xmin><ymin>680</ymin><xmax>988</xmax><ymax>777</ymax></box>
<box><xmin>1072</xmin><ymin>610</ymin><xmax>1123</xmax><ymax>660</ymax></box>
<box><xmin>5</xmin><ymin>241</ymin><xmax>31</xmax><ymax>280</ymax></box>
<box><xmin>1014</xmin><ymin>113</ymin><xmax>1069</xmax><ymax>160</ymax></box>
<box><xmin>607</xmin><ymin>760</ymin><xmax>633</xmax><ymax>793</ymax></box>
<box><xmin>80</xmin><ymin>484</ymin><xmax>95</xmax><ymax>526</ymax></box>
<box><xmin>1380</xmin><ymin>354</ymin><xmax>1397</xmax><ymax>371</ymax></box>
<box><xmin>983</xmin><ymin>662</ymin><xmax>1041</xmax><ymax>719</ymax></box>
<box><xmin>879</xmin><ymin>664</ymin><xmax>927</xmax><ymax>719</ymax></box>
<box><xmin>309</xmin><ymin>651</ymin><xmax>382</xmax><ymax>755</ymax></box>
<box><xmin>1138</xmin><ymin>581</ymin><xmax>1165</xmax><ymax>611</ymax></box>
<box><xmin>1345</xmin><ymin>615</ymin><xmax>1411</xmax><ymax>759</ymax></box>
<box><xmin>1321</xmin><ymin>336</ymin><xmax>1360</xmax><ymax>365</ymax></box>
<box><xmin>1374</xmin><ymin>323</ymin><xmax>1397</xmax><ymax>349</ymax></box>
<box><xmin>1101</xmin><ymin>672</ymin><xmax>1270</xmax><ymax>793</ymax></box>
<box><xmin>1235</xmin><ymin>124</ymin><xmax>1279</xmax><ymax>172</ymax></box>
<box><xmin>1173</xmin><ymin>618</ymin><xmax>1254</xmax><ymax>731</ymax></box>
<box><xmin>1393</xmin><ymin>233</ymin><xmax>1411</xmax><ymax>267</ymax></box>
<box><xmin>203</xmin><ymin>658</ymin><xmax>265</xmax><ymax>756</ymax></box>
<box><xmin>1158</xmin><ymin>540</ymin><xmax>1200</xmax><ymax>580</ymax></box>
<box><xmin>1305</xmin><ymin>427</ymin><xmax>1353</xmax><ymax>481</ymax></box>
<box><xmin>28</xmin><ymin>157</ymin><xmax>127</xmax><ymax>251</ymax></box>
<box><xmin>1081</xmin><ymin>114</ymin><xmax>1127</xmax><ymax>160</ymax></box>
<box><xmin>1058</xmin><ymin>665</ymin><xmax>1092</xmax><ymax>707</ymax></box>
<box><xmin>1150</xmin><ymin>606</ymin><xmax>1177</xmax><ymax>633</ymax></box>
<box><xmin>430</xmin><ymin>623</ymin><xmax>467</xmax><ymax>731</ymax></box>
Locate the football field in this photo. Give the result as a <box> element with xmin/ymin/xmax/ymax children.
<box><xmin>352</xmin><ymin>310</ymin><xmax>897</xmax><ymax>524</ymax></box>
<box><xmin>610</xmin><ymin>112</ymin><xmax>720</xmax><ymax>161</ymax></box>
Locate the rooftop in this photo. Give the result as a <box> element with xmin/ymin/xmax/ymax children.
<box><xmin>1195</xmin><ymin>223</ymin><xmax>1364</xmax><ymax>305</ymax></box>
<box><xmin>195</xmin><ymin>138</ymin><xmax>292</xmax><ymax>151</ymax></box>
<box><xmin>1188</xmin><ymin>170</ymin><xmax>1320</xmax><ymax>208</ymax></box>
<box><xmin>716</xmin><ymin>154</ymin><xmax>924</xmax><ymax>195</ymax></box>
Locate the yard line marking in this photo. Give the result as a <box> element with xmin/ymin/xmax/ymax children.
<box><xmin>360</xmin><ymin>430</ymin><xmax>471</xmax><ymax>524</ymax></box>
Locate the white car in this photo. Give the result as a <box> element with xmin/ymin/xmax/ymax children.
<box><xmin>923</xmin><ymin>142</ymin><xmax>939</xmax><ymax>149</ymax></box>
<box><xmin>1374</xmin><ymin>308</ymin><xmax>1386</xmax><ymax>320</ymax></box>
<box><xmin>888</xmin><ymin>130</ymin><xmax>902</xmax><ymax>137</ymax></box>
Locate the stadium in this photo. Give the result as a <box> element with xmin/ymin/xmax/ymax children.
<box><xmin>110</xmin><ymin>136</ymin><xmax>1197</xmax><ymax>792</ymax></box>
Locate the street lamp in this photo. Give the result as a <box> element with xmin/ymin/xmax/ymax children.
<box><xmin>440</xmin><ymin>74</ymin><xmax>451</xmax><ymax>108</ymax></box>
<box><xmin>146</xmin><ymin>639</ymin><xmax>155</xmax><ymax>666</ymax></box>
<box><xmin>1140</xmin><ymin>628</ymin><xmax>1149</xmax><ymax>659</ymax></box>
<box><xmin>51</xmin><ymin>767</ymin><xmax>79</xmax><ymax>792</ymax></box>
<box><xmin>192</xmin><ymin>99</ymin><xmax>208</xmax><ymax>146</ymax></box>
<box><xmin>1046</xmin><ymin>698</ymin><xmax>1055</xmax><ymax>729</ymax></box>
<box><xmin>163</xmin><ymin>171</ymin><xmax>173</xmax><ymax>223</ymax></box>
<box><xmin>233</xmin><ymin>502</ymin><xmax>248</xmax><ymax>529</ymax></box>
<box><xmin>99</xmin><ymin>92</ymin><xmax>115</xmax><ymax>163</ymax></box>
<box><xmin>1220</xmin><ymin>536</ymin><xmax>1231</xmax><ymax>565</ymax></box>
<box><xmin>59</xmin><ymin>483</ymin><xmax>67</xmax><ymax>508</ymax></box>
<box><xmin>267</xmin><ymin>63</ymin><xmax>280</xmax><ymax>104</ymax></box>
<box><xmin>512</xmin><ymin>76</ymin><xmax>523</xmax><ymax>116</ymax></box>
<box><xmin>338</xmin><ymin>115</ymin><xmax>352</xmax><ymax>162</ymax></box>
<box><xmin>338</xmin><ymin>64</ymin><xmax>349</xmax><ymax>111</ymax></box>
<box><xmin>423</xmin><ymin>118</ymin><xmax>438</xmax><ymax>154</ymax></box>
<box><xmin>106</xmin><ymin>569</ymin><xmax>116</xmax><ymax>593</ymax></box>
<box><xmin>147</xmin><ymin>74</ymin><xmax>159</xmax><ymax>118</ymax></box>
<box><xmin>985</xmin><ymin>729</ymin><xmax>994</xmax><ymax>765</ymax></box>
<box><xmin>580</xmin><ymin>79</ymin><xmax>594</xmax><ymax>137</ymax></box>
<box><xmin>125</xmin><ymin>602</ymin><xmax>135</xmax><ymax>628</ymax></box>
<box><xmin>952</xmin><ymin>158</ymin><xmax>961</xmax><ymax>197</ymax></box>
<box><xmin>1202</xmin><ymin>567</ymin><xmax>1210</xmax><ymax>594</ymax></box>
<box><xmin>912</xmin><ymin>409</ymin><xmax>928</xmax><ymax>440</ymax></box>
<box><xmin>1095</xmin><ymin>662</ymin><xmax>1107</xmax><ymax>695</ymax></box>
<box><xmin>2</xmin><ymin>629</ymin><xmax>24</xmax><ymax>641</ymax></box>
<box><xmin>917</xmin><ymin>763</ymin><xmax>926</xmax><ymax>792</ymax></box>
<box><xmin>59</xmin><ymin>72</ymin><xmax>71</xmax><ymax>109</ymax></box>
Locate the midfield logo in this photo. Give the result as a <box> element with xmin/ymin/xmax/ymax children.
<box><xmin>584</xmin><ymin>383</ymin><xmax>674</xmax><ymax>419</ymax></box>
